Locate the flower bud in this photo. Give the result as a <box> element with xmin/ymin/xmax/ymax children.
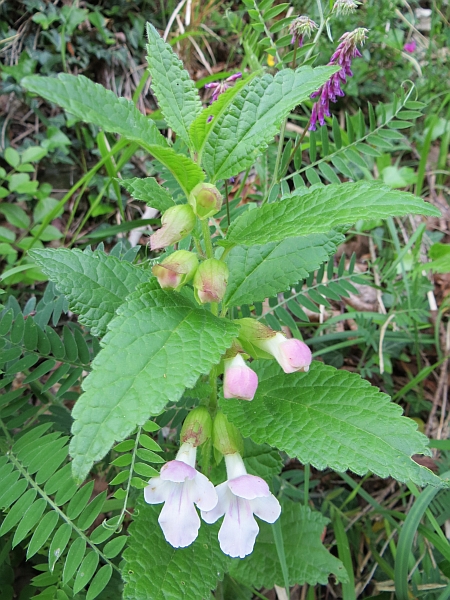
<box><xmin>180</xmin><ymin>407</ymin><xmax>213</xmax><ymax>447</ymax></box>
<box><xmin>212</xmin><ymin>411</ymin><xmax>244</xmax><ymax>456</ymax></box>
<box><xmin>332</xmin><ymin>0</ymin><xmax>361</xmax><ymax>16</ymax></box>
<box><xmin>289</xmin><ymin>15</ymin><xmax>318</xmax><ymax>47</ymax></box>
<box><xmin>223</xmin><ymin>354</ymin><xmax>258</xmax><ymax>401</ymax></box>
<box><xmin>152</xmin><ymin>250</ymin><xmax>198</xmax><ymax>291</ymax></box>
<box><xmin>188</xmin><ymin>183</ymin><xmax>222</xmax><ymax>220</ymax></box>
<box><xmin>150</xmin><ymin>204</ymin><xmax>196</xmax><ymax>251</ymax></box>
<box><xmin>237</xmin><ymin>318</ymin><xmax>312</xmax><ymax>374</ymax></box>
<box><xmin>193</xmin><ymin>259</ymin><xmax>229</xmax><ymax>304</ymax></box>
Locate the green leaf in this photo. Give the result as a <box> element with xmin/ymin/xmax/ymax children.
<box><xmin>73</xmin><ymin>551</ymin><xmax>99</xmax><ymax>594</ymax></box>
<box><xmin>49</xmin><ymin>523</ymin><xmax>72</xmax><ymax>571</ymax></box>
<box><xmin>199</xmin><ymin>66</ymin><xmax>339</xmax><ymax>181</ymax></box>
<box><xmin>119</xmin><ymin>177</ymin><xmax>175</xmax><ymax>211</ymax></box>
<box><xmin>123</xmin><ymin>499</ymin><xmax>230</xmax><ymax>600</ymax></box>
<box><xmin>70</xmin><ymin>283</ymin><xmax>239</xmax><ymax>481</ymax></box>
<box><xmin>229</xmin><ymin>502</ymin><xmax>347</xmax><ymax>588</ymax></box>
<box><xmin>0</xmin><ymin>488</ymin><xmax>37</xmax><ymax>536</ymax></box>
<box><xmin>12</xmin><ymin>498</ymin><xmax>46</xmax><ymax>547</ymax></box>
<box><xmin>62</xmin><ymin>537</ymin><xmax>86</xmax><ymax>585</ymax></box>
<box><xmin>190</xmin><ymin>72</ymin><xmax>259</xmax><ymax>155</ymax></box>
<box><xmin>22</xmin><ymin>74</ymin><xmax>204</xmax><ymax>195</ymax></box>
<box><xmin>29</xmin><ymin>248</ymin><xmax>149</xmax><ymax>336</ymax></box>
<box><xmin>146</xmin><ymin>23</ymin><xmax>202</xmax><ymax>147</ymax></box>
<box><xmin>223</xmin><ymin>182</ymin><xmax>441</xmax><ymax>247</ymax></box>
<box><xmin>66</xmin><ymin>481</ymin><xmax>95</xmax><ymax>520</ymax></box>
<box><xmin>242</xmin><ymin>438</ymin><xmax>282</xmax><ymax>484</ymax></box>
<box><xmin>86</xmin><ymin>564</ymin><xmax>113</xmax><ymax>600</ymax></box>
<box><xmin>27</xmin><ymin>511</ymin><xmax>59</xmax><ymax>558</ymax></box>
<box><xmin>221</xmin><ymin>361</ymin><xmax>443</xmax><ymax>486</ymax></box>
<box><xmin>224</xmin><ymin>231</ymin><xmax>343</xmax><ymax>307</ymax></box>
<box><xmin>77</xmin><ymin>491</ymin><xmax>107</xmax><ymax>530</ymax></box>
<box><xmin>103</xmin><ymin>535</ymin><xmax>128</xmax><ymax>559</ymax></box>
<box><xmin>5</xmin><ymin>147</ymin><xmax>20</xmax><ymax>167</ymax></box>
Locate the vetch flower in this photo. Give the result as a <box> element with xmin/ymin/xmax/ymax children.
<box><xmin>332</xmin><ymin>0</ymin><xmax>361</xmax><ymax>16</ymax></box>
<box><xmin>193</xmin><ymin>259</ymin><xmax>229</xmax><ymax>304</ymax></box>
<box><xmin>205</xmin><ymin>72</ymin><xmax>242</xmax><ymax>103</ymax></box>
<box><xmin>309</xmin><ymin>28</ymin><xmax>368</xmax><ymax>130</ymax></box>
<box><xmin>144</xmin><ymin>442</ymin><xmax>217</xmax><ymax>548</ymax></box>
<box><xmin>403</xmin><ymin>39</ymin><xmax>416</xmax><ymax>53</ymax></box>
<box><xmin>223</xmin><ymin>354</ymin><xmax>258</xmax><ymax>401</ymax></box>
<box><xmin>150</xmin><ymin>204</ymin><xmax>196</xmax><ymax>251</ymax></box>
<box><xmin>289</xmin><ymin>15</ymin><xmax>318</xmax><ymax>47</ymax></box>
<box><xmin>201</xmin><ymin>452</ymin><xmax>281</xmax><ymax>558</ymax></box>
<box><xmin>189</xmin><ymin>182</ymin><xmax>222</xmax><ymax>220</ymax></box>
<box><xmin>152</xmin><ymin>250</ymin><xmax>198</xmax><ymax>290</ymax></box>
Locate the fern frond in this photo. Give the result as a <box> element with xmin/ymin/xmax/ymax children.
<box><xmin>0</xmin><ymin>421</ymin><xmax>121</xmax><ymax>598</ymax></box>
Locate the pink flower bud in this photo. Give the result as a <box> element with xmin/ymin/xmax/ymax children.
<box><xmin>193</xmin><ymin>259</ymin><xmax>229</xmax><ymax>304</ymax></box>
<box><xmin>152</xmin><ymin>250</ymin><xmax>198</xmax><ymax>291</ymax></box>
<box><xmin>188</xmin><ymin>183</ymin><xmax>222</xmax><ymax>220</ymax></box>
<box><xmin>150</xmin><ymin>205</ymin><xmax>196</xmax><ymax>251</ymax></box>
<box><xmin>223</xmin><ymin>354</ymin><xmax>258</xmax><ymax>401</ymax></box>
<box><xmin>258</xmin><ymin>333</ymin><xmax>312</xmax><ymax>374</ymax></box>
<box><xmin>237</xmin><ymin>319</ymin><xmax>312</xmax><ymax>374</ymax></box>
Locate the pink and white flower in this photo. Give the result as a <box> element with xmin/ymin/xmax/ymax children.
<box><xmin>223</xmin><ymin>354</ymin><xmax>258</xmax><ymax>401</ymax></box>
<box><xmin>256</xmin><ymin>332</ymin><xmax>312</xmax><ymax>374</ymax></box>
<box><xmin>144</xmin><ymin>442</ymin><xmax>218</xmax><ymax>548</ymax></box>
<box><xmin>201</xmin><ymin>453</ymin><xmax>281</xmax><ymax>558</ymax></box>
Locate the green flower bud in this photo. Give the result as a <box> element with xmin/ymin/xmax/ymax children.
<box><xmin>193</xmin><ymin>259</ymin><xmax>229</xmax><ymax>304</ymax></box>
<box><xmin>212</xmin><ymin>411</ymin><xmax>244</xmax><ymax>456</ymax></box>
<box><xmin>180</xmin><ymin>406</ymin><xmax>213</xmax><ymax>447</ymax></box>
<box><xmin>188</xmin><ymin>183</ymin><xmax>222</xmax><ymax>220</ymax></box>
<box><xmin>150</xmin><ymin>204</ymin><xmax>196</xmax><ymax>251</ymax></box>
<box><xmin>152</xmin><ymin>250</ymin><xmax>198</xmax><ymax>291</ymax></box>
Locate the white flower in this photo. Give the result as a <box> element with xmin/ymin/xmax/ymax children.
<box><xmin>201</xmin><ymin>453</ymin><xmax>281</xmax><ymax>558</ymax></box>
<box><xmin>144</xmin><ymin>442</ymin><xmax>218</xmax><ymax>548</ymax></box>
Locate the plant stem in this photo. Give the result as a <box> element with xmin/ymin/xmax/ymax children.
<box><xmin>224</xmin><ymin>179</ymin><xmax>230</xmax><ymax>227</ymax></box>
<box><xmin>304</xmin><ymin>463</ymin><xmax>310</xmax><ymax>506</ymax></box>
<box><xmin>116</xmin><ymin>427</ymin><xmax>141</xmax><ymax>528</ymax></box>
<box><xmin>208</xmin><ymin>365</ymin><xmax>218</xmax><ymax>414</ymax></box>
<box><xmin>262</xmin><ymin>119</ymin><xmax>286</xmax><ymax>206</ymax></box>
<box><xmin>201</xmin><ymin>219</ymin><xmax>214</xmax><ymax>259</ymax></box>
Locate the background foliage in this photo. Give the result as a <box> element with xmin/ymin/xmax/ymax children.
<box><xmin>1</xmin><ymin>0</ymin><xmax>450</xmax><ymax>599</ymax></box>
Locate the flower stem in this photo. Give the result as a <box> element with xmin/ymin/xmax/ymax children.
<box><xmin>262</xmin><ymin>119</ymin><xmax>286</xmax><ymax>206</ymax></box>
<box><xmin>208</xmin><ymin>365</ymin><xmax>218</xmax><ymax>414</ymax></box>
<box><xmin>201</xmin><ymin>218</ymin><xmax>214</xmax><ymax>259</ymax></box>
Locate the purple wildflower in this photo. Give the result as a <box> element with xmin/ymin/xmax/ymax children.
<box><xmin>205</xmin><ymin>73</ymin><xmax>242</xmax><ymax>103</ymax></box>
<box><xmin>309</xmin><ymin>28</ymin><xmax>368</xmax><ymax>131</ymax></box>
<box><xmin>289</xmin><ymin>16</ymin><xmax>318</xmax><ymax>48</ymax></box>
<box><xmin>403</xmin><ymin>40</ymin><xmax>416</xmax><ymax>53</ymax></box>
<box><xmin>332</xmin><ymin>0</ymin><xmax>361</xmax><ymax>16</ymax></box>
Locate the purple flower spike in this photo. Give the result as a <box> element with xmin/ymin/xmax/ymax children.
<box><xmin>309</xmin><ymin>28</ymin><xmax>368</xmax><ymax>131</ymax></box>
<box><xmin>205</xmin><ymin>72</ymin><xmax>242</xmax><ymax>104</ymax></box>
<box><xmin>289</xmin><ymin>16</ymin><xmax>318</xmax><ymax>48</ymax></box>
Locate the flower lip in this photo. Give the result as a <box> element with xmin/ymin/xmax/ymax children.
<box><xmin>160</xmin><ymin>460</ymin><xmax>197</xmax><ymax>482</ymax></box>
<box><xmin>227</xmin><ymin>474</ymin><xmax>271</xmax><ymax>500</ymax></box>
